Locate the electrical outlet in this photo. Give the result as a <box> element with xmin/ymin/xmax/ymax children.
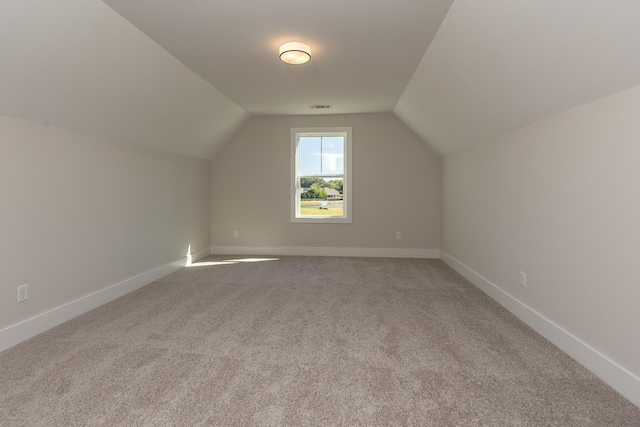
<box><xmin>233</xmin><ymin>230</ymin><xmax>239</xmax><ymax>238</ymax></box>
<box><xmin>520</xmin><ymin>271</ymin><xmax>527</xmax><ymax>288</ymax></box>
<box><xmin>395</xmin><ymin>232</ymin><xmax>401</xmax><ymax>240</ymax></box>
<box><xmin>17</xmin><ymin>284</ymin><xmax>29</xmax><ymax>303</ymax></box>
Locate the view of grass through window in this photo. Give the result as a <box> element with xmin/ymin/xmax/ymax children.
<box><xmin>300</xmin><ymin>177</ymin><xmax>344</xmax><ymax>216</ymax></box>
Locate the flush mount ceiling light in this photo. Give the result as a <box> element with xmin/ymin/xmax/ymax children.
<box><xmin>279</xmin><ymin>41</ymin><xmax>311</xmax><ymax>65</ymax></box>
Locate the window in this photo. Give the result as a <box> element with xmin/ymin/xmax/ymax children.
<box><xmin>291</xmin><ymin>127</ymin><xmax>352</xmax><ymax>223</ymax></box>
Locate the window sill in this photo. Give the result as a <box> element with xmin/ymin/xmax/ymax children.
<box><xmin>291</xmin><ymin>216</ymin><xmax>352</xmax><ymax>224</ymax></box>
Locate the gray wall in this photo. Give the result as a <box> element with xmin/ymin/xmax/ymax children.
<box><xmin>441</xmin><ymin>84</ymin><xmax>640</xmax><ymax>376</ymax></box>
<box><xmin>0</xmin><ymin>114</ymin><xmax>211</xmax><ymax>330</ymax></box>
<box><xmin>211</xmin><ymin>113</ymin><xmax>440</xmax><ymax>251</ymax></box>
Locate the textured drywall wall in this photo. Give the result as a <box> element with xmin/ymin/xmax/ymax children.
<box><xmin>211</xmin><ymin>113</ymin><xmax>440</xmax><ymax>251</ymax></box>
<box><xmin>0</xmin><ymin>114</ymin><xmax>211</xmax><ymax>329</ymax></box>
<box><xmin>441</xmin><ymin>84</ymin><xmax>640</xmax><ymax>376</ymax></box>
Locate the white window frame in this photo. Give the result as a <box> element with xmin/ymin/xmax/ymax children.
<box><xmin>290</xmin><ymin>127</ymin><xmax>352</xmax><ymax>224</ymax></box>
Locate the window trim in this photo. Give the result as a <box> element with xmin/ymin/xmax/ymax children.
<box><xmin>290</xmin><ymin>127</ymin><xmax>352</xmax><ymax>224</ymax></box>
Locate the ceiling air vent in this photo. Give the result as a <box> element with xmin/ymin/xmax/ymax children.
<box><xmin>310</xmin><ymin>105</ymin><xmax>331</xmax><ymax>109</ymax></box>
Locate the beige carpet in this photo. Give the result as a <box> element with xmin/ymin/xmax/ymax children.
<box><xmin>1</xmin><ymin>256</ymin><xmax>638</xmax><ymax>426</ymax></box>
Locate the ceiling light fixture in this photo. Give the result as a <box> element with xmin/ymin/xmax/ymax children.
<box><xmin>279</xmin><ymin>41</ymin><xmax>311</xmax><ymax>65</ymax></box>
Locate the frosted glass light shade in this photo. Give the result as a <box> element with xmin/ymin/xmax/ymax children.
<box><xmin>279</xmin><ymin>41</ymin><xmax>311</xmax><ymax>65</ymax></box>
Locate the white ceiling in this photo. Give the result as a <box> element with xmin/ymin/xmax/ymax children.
<box><xmin>395</xmin><ymin>0</ymin><xmax>640</xmax><ymax>155</ymax></box>
<box><xmin>102</xmin><ymin>0</ymin><xmax>454</xmax><ymax>115</ymax></box>
<box><xmin>3</xmin><ymin>0</ymin><xmax>640</xmax><ymax>158</ymax></box>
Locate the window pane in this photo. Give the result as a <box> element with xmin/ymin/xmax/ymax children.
<box><xmin>321</xmin><ymin>136</ymin><xmax>344</xmax><ymax>175</ymax></box>
<box><xmin>299</xmin><ymin>137</ymin><xmax>321</xmax><ymax>175</ymax></box>
<box><xmin>298</xmin><ymin>177</ymin><xmax>344</xmax><ymax>217</ymax></box>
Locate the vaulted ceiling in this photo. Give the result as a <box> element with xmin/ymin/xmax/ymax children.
<box><xmin>102</xmin><ymin>0</ymin><xmax>454</xmax><ymax>116</ymax></box>
<box><xmin>0</xmin><ymin>0</ymin><xmax>248</xmax><ymax>159</ymax></box>
<box><xmin>2</xmin><ymin>0</ymin><xmax>640</xmax><ymax>159</ymax></box>
<box><xmin>395</xmin><ymin>0</ymin><xmax>640</xmax><ymax>155</ymax></box>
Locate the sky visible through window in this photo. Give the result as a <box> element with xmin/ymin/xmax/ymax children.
<box><xmin>300</xmin><ymin>136</ymin><xmax>344</xmax><ymax>176</ymax></box>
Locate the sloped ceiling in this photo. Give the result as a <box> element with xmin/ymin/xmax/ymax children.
<box><xmin>101</xmin><ymin>0</ymin><xmax>454</xmax><ymax>116</ymax></box>
<box><xmin>3</xmin><ymin>1</ymin><xmax>640</xmax><ymax>158</ymax></box>
<box><xmin>394</xmin><ymin>0</ymin><xmax>640</xmax><ymax>156</ymax></box>
<box><xmin>0</xmin><ymin>0</ymin><xmax>248</xmax><ymax>159</ymax></box>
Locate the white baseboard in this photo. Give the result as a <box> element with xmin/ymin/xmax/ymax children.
<box><xmin>440</xmin><ymin>251</ymin><xmax>640</xmax><ymax>408</ymax></box>
<box><xmin>211</xmin><ymin>246</ymin><xmax>439</xmax><ymax>259</ymax></box>
<box><xmin>0</xmin><ymin>247</ymin><xmax>210</xmax><ymax>353</ymax></box>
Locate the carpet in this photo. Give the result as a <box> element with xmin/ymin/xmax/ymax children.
<box><xmin>1</xmin><ymin>256</ymin><xmax>638</xmax><ymax>426</ymax></box>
